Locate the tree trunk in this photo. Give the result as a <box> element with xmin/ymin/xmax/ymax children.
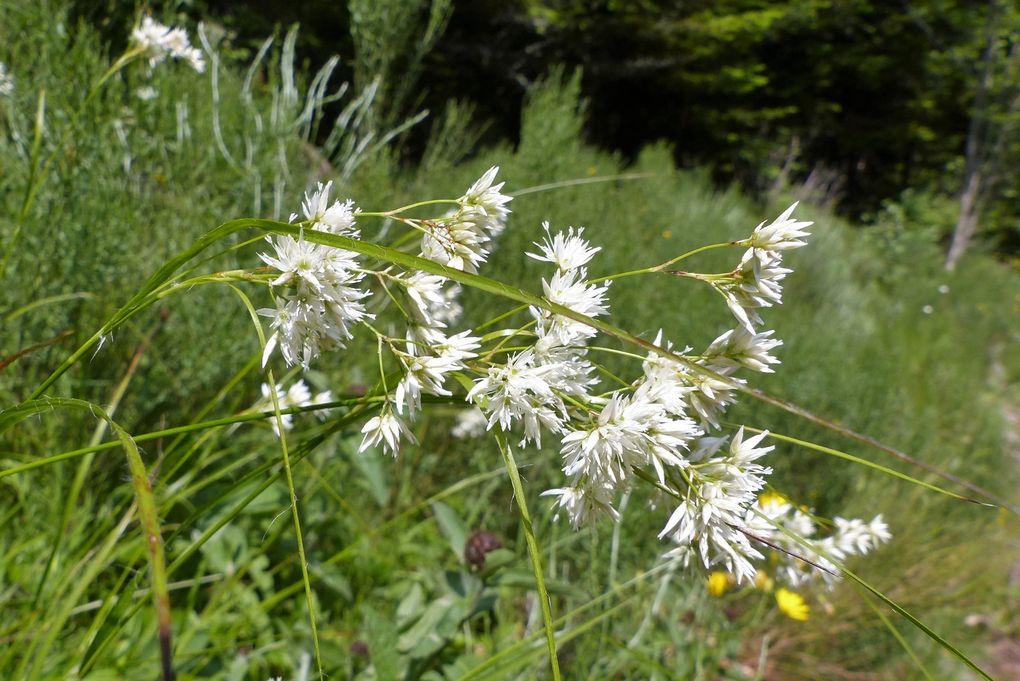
<box><xmin>943</xmin><ymin>1</ymin><xmax>1000</xmax><ymax>270</ymax></box>
<box><xmin>945</xmin><ymin>168</ymin><xmax>983</xmax><ymax>271</ymax></box>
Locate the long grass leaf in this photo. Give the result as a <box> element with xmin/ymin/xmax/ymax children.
<box><xmin>742</xmin><ymin>426</ymin><xmax>991</xmax><ymax>505</ymax></box>
<box><xmin>494</xmin><ymin>432</ymin><xmax>561</xmax><ymax>680</ymax></box>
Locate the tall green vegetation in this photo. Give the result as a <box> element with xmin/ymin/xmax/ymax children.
<box><xmin>189</xmin><ymin>0</ymin><xmax>1020</xmax><ymax>258</ymax></box>
<box><xmin>1</xmin><ymin>2</ymin><xmax>1018</xmax><ymax>680</ymax></box>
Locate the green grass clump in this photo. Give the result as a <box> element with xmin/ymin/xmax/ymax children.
<box><xmin>1</xmin><ymin>4</ymin><xmax>1018</xmax><ymax>680</ymax></box>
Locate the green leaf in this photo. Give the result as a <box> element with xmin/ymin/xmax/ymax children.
<box><xmin>432</xmin><ymin>501</ymin><xmax>469</xmax><ymax>559</ymax></box>
<box><xmin>363</xmin><ymin>604</ymin><xmax>402</xmax><ymax>681</ymax></box>
<box><xmin>350</xmin><ymin>439</ymin><xmax>390</xmax><ymax>507</ymax></box>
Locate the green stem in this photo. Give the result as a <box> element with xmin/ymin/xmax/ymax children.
<box><xmin>359</xmin><ymin>198</ymin><xmax>461</xmax><ymax>217</ymax></box>
<box><xmin>32</xmin><ymin>316</ymin><xmax>163</xmax><ymax>607</ymax></box>
<box><xmin>494</xmin><ymin>433</ymin><xmax>560</xmax><ymax>681</ymax></box>
<box><xmin>264</xmin><ymin>371</ymin><xmax>324</xmax><ymax>678</ymax></box>
<box><xmin>589</xmin><ymin>241</ymin><xmax>736</xmax><ymax>284</ymax></box>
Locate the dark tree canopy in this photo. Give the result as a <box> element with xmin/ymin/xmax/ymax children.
<box><xmin>72</xmin><ymin>0</ymin><xmax>1020</xmax><ymax>253</ymax></box>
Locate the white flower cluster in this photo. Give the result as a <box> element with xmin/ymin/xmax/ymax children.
<box><xmin>657</xmin><ymin>428</ymin><xmax>774</xmax><ymax>582</ymax></box>
<box><xmin>461</xmin><ymin>200</ymin><xmax>883</xmax><ymax>585</ymax></box>
<box><xmin>717</xmin><ymin>202</ymin><xmax>812</xmax><ymax>332</ymax></box>
<box><xmin>360</xmin><ymin>169</ymin><xmax>513</xmax><ymax>456</ymax></box>
<box><xmin>255</xmin><ymin>379</ymin><xmax>332</xmax><ymax>435</ymax></box>
<box><xmin>420</xmin><ymin>166</ymin><xmax>511</xmax><ymax>273</ymax></box>
<box><xmin>751</xmin><ymin>493</ymin><xmax>892</xmax><ymax>587</ymax></box>
<box><xmin>251</xmin><ymin>172</ymin><xmax>888</xmax><ymax>587</ymax></box>
<box><xmin>0</xmin><ymin>62</ymin><xmax>14</xmax><ymax>97</ymax></box>
<box><xmin>259</xmin><ymin>182</ymin><xmax>372</xmax><ymax>369</ymax></box>
<box><xmin>131</xmin><ymin>16</ymin><xmax>205</xmax><ymax>73</ymax></box>
<box><xmin>467</xmin><ymin>223</ymin><xmax>607</xmax><ymax>448</ymax></box>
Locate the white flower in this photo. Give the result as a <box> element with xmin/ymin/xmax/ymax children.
<box><xmin>256</xmin><ymin>379</ymin><xmax>315</xmax><ymax>434</ymax></box>
<box><xmin>0</xmin><ymin>63</ymin><xmax>13</xmax><ymax>97</ymax></box>
<box><xmin>661</xmin><ymin>498</ymin><xmax>763</xmax><ymax>584</ymax></box>
<box><xmin>727</xmin><ymin>427</ymin><xmax>774</xmax><ymax>465</ymax></box>
<box><xmin>560</xmin><ymin>392</ymin><xmax>700</xmax><ymax>487</ymax></box>
<box><xmin>459</xmin><ymin>166</ymin><xmax>512</xmax><ymax>225</ymax></box>
<box><xmin>639</xmin><ymin>331</ymin><xmax>742</xmax><ymax>429</ymax></box>
<box><xmin>310</xmin><ymin>390</ymin><xmax>334</xmax><ymax>420</ymax></box>
<box><xmin>532</xmin><ymin>267</ymin><xmax>610</xmax><ymax>348</ymax></box>
<box><xmin>704</xmin><ymin>326</ymin><xmax>782</xmax><ymax>373</ymax></box>
<box><xmin>451</xmin><ymin>407</ymin><xmax>488</xmax><ymax>439</ymax></box>
<box><xmin>744</xmin><ymin>202</ymin><xmax>812</xmax><ymax>253</ymax></box>
<box><xmin>260</xmin><ymin>232</ymin><xmax>332</xmax><ymax>289</ymax></box>
<box><xmin>420</xmin><ymin>218</ymin><xmax>490</xmax><ymax>273</ymax></box>
<box><xmin>258</xmin><ymin>261</ymin><xmax>372</xmax><ymax>369</ymax></box>
<box><xmin>747</xmin><ymin>493</ymin><xmax>892</xmax><ymax>587</ymax></box>
<box><xmin>131</xmin><ymin>16</ymin><xmax>205</xmax><ymax>72</ymax></box>
<box><xmin>300</xmin><ymin>182</ymin><xmax>358</xmax><ymax>236</ymax></box>
<box><xmin>468</xmin><ymin>349</ymin><xmax>571</xmax><ymax>446</ymax></box>
<box><xmin>658</xmin><ymin>428</ymin><xmax>774</xmax><ymax>584</ymax></box>
<box><xmin>527</xmin><ymin>223</ymin><xmax>601</xmax><ymax>271</ymax></box>
<box><xmin>542</xmin><ymin>480</ymin><xmax>620</xmax><ymax>528</ymax></box>
<box><xmin>360</xmin><ymin>412</ymin><xmax>416</xmax><ymax>457</ymax></box>
<box><xmin>259</xmin><ymin>213</ymin><xmax>371</xmax><ymax>369</ymax></box>
<box><xmin>135</xmin><ymin>85</ymin><xmax>158</xmax><ymax>101</ymax></box>
<box><xmin>400</xmin><ymin>272</ymin><xmax>452</xmax><ymax>328</ymax></box>
<box><xmin>418</xmin><ymin>168</ymin><xmax>512</xmax><ymax>274</ymax></box>
<box><xmin>718</xmin><ymin>250</ymin><xmax>791</xmax><ymax>332</ymax></box>
<box><xmin>394</xmin><ymin>331</ymin><xmax>480</xmax><ymax>415</ymax></box>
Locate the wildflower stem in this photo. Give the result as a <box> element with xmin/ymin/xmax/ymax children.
<box><xmin>264</xmin><ymin>368</ymin><xmax>324</xmax><ymax>678</ymax></box>
<box><xmin>509</xmin><ymin>171</ymin><xmax>656</xmax><ymax>197</ymax></box>
<box><xmin>476</xmin><ymin>303</ymin><xmax>529</xmax><ymax>331</ymax></box>
<box><xmin>589</xmin><ymin>241</ymin><xmax>736</xmax><ymax>284</ymax></box>
<box><xmin>359</xmin><ymin>198</ymin><xmax>461</xmax><ymax>217</ymax></box>
<box><xmin>494</xmin><ymin>432</ymin><xmax>561</xmax><ymax>681</ymax></box>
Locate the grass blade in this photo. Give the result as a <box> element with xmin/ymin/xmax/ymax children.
<box><xmin>494</xmin><ymin>432</ymin><xmax>561</xmax><ymax>681</ymax></box>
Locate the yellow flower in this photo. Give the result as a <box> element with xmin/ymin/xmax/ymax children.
<box><xmin>775</xmin><ymin>588</ymin><xmax>810</xmax><ymax>621</ymax></box>
<box><xmin>754</xmin><ymin>569</ymin><xmax>772</xmax><ymax>590</ymax></box>
<box><xmin>758</xmin><ymin>489</ymin><xmax>787</xmax><ymax>507</ymax></box>
<box><xmin>707</xmin><ymin>571</ymin><xmax>733</xmax><ymax>597</ymax></box>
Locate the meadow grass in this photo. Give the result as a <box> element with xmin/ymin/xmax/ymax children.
<box><xmin>1</xmin><ymin>4</ymin><xmax>1018</xmax><ymax>680</ymax></box>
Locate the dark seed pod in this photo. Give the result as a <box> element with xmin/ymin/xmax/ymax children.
<box><xmin>350</xmin><ymin>640</ymin><xmax>370</xmax><ymax>659</ymax></box>
<box><xmin>464</xmin><ymin>530</ymin><xmax>503</xmax><ymax>570</ymax></box>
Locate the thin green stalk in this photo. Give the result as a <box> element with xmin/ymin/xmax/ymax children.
<box><xmin>0</xmin><ymin>398</ymin><xmax>378</xmax><ymax>480</ymax></box>
<box><xmin>509</xmin><ymin>171</ymin><xmax>656</xmax><ymax>197</ymax></box>
<box><xmin>476</xmin><ymin>303</ymin><xmax>529</xmax><ymax>331</ymax></box>
<box><xmin>359</xmin><ymin>198</ymin><xmax>460</xmax><ymax>217</ymax></box>
<box><xmin>494</xmin><ymin>432</ymin><xmax>560</xmax><ymax>681</ymax></box>
<box><xmin>265</xmin><ymin>376</ymin><xmax>324</xmax><ymax>677</ymax></box>
<box><xmin>740</xmin><ymin>426</ymin><xmax>992</xmax><ymax>505</ymax></box>
<box><xmin>589</xmin><ymin>240</ymin><xmax>736</xmax><ymax>284</ymax></box>
<box><xmin>33</xmin><ymin>316</ymin><xmax>163</xmax><ymax>607</ymax></box>
<box><xmin>861</xmin><ymin>590</ymin><xmax>936</xmax><ymax>681</ymax></box>
<box><xmin>4</xmin><ymin>292</ymin><xmax>93</xmax><ymax>322</ymax></box>
<box><xmin>238</xmin><ymin>272</ymin><xmax>325</xmax><ymax>678</ymax></box>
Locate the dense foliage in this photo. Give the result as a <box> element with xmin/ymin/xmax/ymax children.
<box><xmin>90</xmin><ymin>0</ymin><xmax>1019</xmax><ymax>255</ymax></box>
